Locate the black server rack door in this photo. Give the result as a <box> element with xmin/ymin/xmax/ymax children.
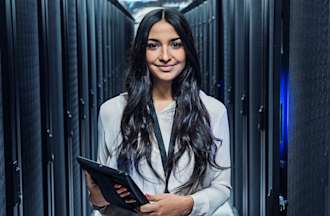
<box><xmin>213</xmin><ymin>0</ymin><xmax>221</xmax><ymax>99</ymax></box>
<box><xmin>221</xmin><ymin>0</ymin><xmax>235</xmax><ymax>206</ymax></box>
<box><xmin>15</xmin><ymin>0</ymin><xmax>44</xmax><ymax>215</ymax></box>
<box><xmin>106</xmin><ymin>2</ymin><xmax>112</xmax><ymax>98</ymax></box>
<box><xmin>0</xmin><ymin>49</ymin><xmax>6</xmax><ymax>216</ymax></box>
<box><xmin>234</xmin><ymin>0</ymin><xmax>250</xmax><ymax>214</ymax></box>
<box><xmin>208</xmin><ymin>0</ymin><xmax>214</xmax><ymax>97</ymax></box>
<box><xmin>266</xmin><ymin>0</ymin><xmax>281</xmax><ymax>216</ymax></box>
<box><xmin>39</xmin><ymin>0</ymin><xmax>67</xmax><ymax>215</ymax></box>
<box><xmin>1</xmin><ymin>0</ymin><xmax>24</xmax><ymax>215</ymax></box>
<box><xmin>102</xmin><ymin>1</ymin><xmax>108</xmax><ymax>101</ymax></box>
<box><xmin>288</xmin><ymin>1</ymin><xmax>330</xmax><ymax>215</ymax></box>
<box><xmin>109</xmin><ymin>4</ymin><xmax>114</xmax><ymax>97</ymax></box>
<box><xmin>86</xmin><ymin>0</ymin><xmax>98</xmax><ymax>161</ymax></box>
<box><xmin>107</xmin><ymin>3</ymin><xmax>117</xmax><ymax>97</ymax></box>
<box><xmin>77</xmin><ymin>0</ymin><xmax>90</xmax><ymax>215</ymax></box>
<box><xmin>61</xmin><ymin>0</ymin><xmax>82</xmax><ymax>215</ymax></box>
<box><xmin>113</xmin><ymin>8</ymin><xmax>118</xmax><ymax>96</ymax></box>
<box><xmin>202</xmin><ymin>2</ymin><xmax>209</xmax><ymax>94</ymax></box>
<box><xmin>47</xmin><ymin>0</ymin><xmax>68</xmax><ymax>213</ymax></box>
<box><xmin>248</xmin><ymin>1</ymin><xmax>263</xmax><ymax>215</ymax></box>
<box><xmin>96</xmin><ymin>0</ymin><xmax>104</xmax><ymax>109</ymax></box>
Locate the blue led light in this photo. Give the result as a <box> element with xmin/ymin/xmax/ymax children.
<box><xmin>280</xmin><ymin>70</ymin><xmax>288</xmax><ymax>161</ymax></box>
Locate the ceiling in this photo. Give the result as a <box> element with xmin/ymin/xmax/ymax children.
<box><xmin>118</xmin><ymin>0</ymin><xmax>194</xmax><ymax>23</ymax></box>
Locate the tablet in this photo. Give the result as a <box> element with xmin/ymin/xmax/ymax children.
<box><xmin>77</xmin><ymin>156</ymin><xmax>149</xmax><ymax>212</ymax></box>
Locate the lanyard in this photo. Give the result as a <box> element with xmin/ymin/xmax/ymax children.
<box><xmin>149</xmin><ymin>102</ymin><xmax>176</xmax><ymax>193</ymax></box>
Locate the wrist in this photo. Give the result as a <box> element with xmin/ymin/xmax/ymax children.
<box><xmin>89</xmin><ymin>193</ymin><xmax>109</xmax><ymax>209</ymax></box>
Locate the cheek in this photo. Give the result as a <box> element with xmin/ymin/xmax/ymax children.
<box><xmin>146</xmin><ymin>51</ymin><xmax>158</xmax><ymax>64</ymax></box>
<box><xmin>177</xmin><ymin>50</ymin><xmax>186</xmax><ymax>63</ymax></box>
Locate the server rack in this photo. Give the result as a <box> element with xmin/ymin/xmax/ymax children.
<box><xmin>0</xmin><ymin>47</ymin><xmax>6</xmax><ymax>216</ymax></box>
<box><xmin>86</xmin><ymin>0</ymin><xmax>98</xmax><ymax>161</ymax></box>
<box><xmin>61</xmin><ymin>0</ymin><xmax>82</xmax><ymax>215</ymax></box>
<box><xmin>0</xmin><ymin>0</ymin><xmax>23</xmax><ymax>215</ymax></box>
<box><xmin>1</xmin><ymin>1</ymin><xmax>134</xmax><ymax>215</ymax></box>
<box><xmin>96</xmin><ymin>0</ymin><xmax>104</xmax><ymax>109</ymax></box>
<box><xmin>183</xmin><ymin>0</ymin><xmax>282</xmax><ymax>215</ymax></box>
<box><xmin>38</xmin><ymin>0</ymin><xmax>67</xmax><ymax>215</ymax></box>
<box><xmin>76</xmin><ymin>0</ymin><xmax>90</xmax><ymax>215</ymax></box>
<box><xmin>182</xmin><ymin>0</ymin><xmax>222</xmax><ymax>100</ymax></box>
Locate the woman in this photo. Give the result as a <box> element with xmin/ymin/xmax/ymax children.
<box><xmin>86</xmin><ymin>8</ymin><xmax>232</xmax><ymax>216</ymax></box>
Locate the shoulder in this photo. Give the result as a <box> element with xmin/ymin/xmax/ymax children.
<box><xmin>199</xmin><ymin>90</ymin><xmax>227</xmax><ymax>120</ymax></box>
<box><xmin>99</xmin><ymin>92</ymin><xmax>128</xmax><ymax>123</ymax></box>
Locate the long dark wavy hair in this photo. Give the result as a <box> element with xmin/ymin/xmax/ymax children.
<box><xmin>118</xmin><ymin>8</ymin><xmax>223</xmax><ymax>194</ymax></box>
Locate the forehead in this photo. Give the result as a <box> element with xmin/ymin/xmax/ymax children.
<box><xmin>148</xmin><ymin>20</ymin><xmax>180</xmax><ymax>39</ymax></box>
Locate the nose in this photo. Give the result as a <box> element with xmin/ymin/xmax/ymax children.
<box><xmin>159</xmin><ymin>46</ymin><xmax>171</xmax><ymax>63</ymax></box>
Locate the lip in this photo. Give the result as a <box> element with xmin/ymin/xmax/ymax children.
<box><xmin>156</xmin><ymin>63</ymin><xmax>178</xmax><ymax>72</ymax></box>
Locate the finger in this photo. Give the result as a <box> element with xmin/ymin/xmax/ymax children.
<box><xmin>125</xmin><ymin>199</ymin><xmax>137</xmax><ymax>204</ymax></box>
<box><xmin>139</xmin><ymin>203</ymin><xmax>158</xmax><ymax>213</ymax></box>
<box><xmin>145</xmin><ymin>193</ymin><xmax>152</xmax><ymax>201</ymax></box>
<box><xmin>119</xmin><ymin>191</ymin><xmax>131</xmax><ymax>198</ymax></box>
<box><xmin>116</xmin><ymin>187</ymin><xmax>127</xmax><ymax>194</ymax></box>
<box><xmin>114</xmin><ymin>184</ymin><xmax>122</xmax><ymax>189</ymax></box>
<box><xmin>147</xmin><ymin>195</ymin><xmax>162</xmax><ymax>202</ymax></box>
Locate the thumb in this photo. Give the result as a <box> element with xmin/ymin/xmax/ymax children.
<box><xmin>147</xmin><ymin>194</ymin><xmax>162</xmax><ymax>202</ymax></box>
<box><xmin>147</xmin><ymin>194</ymin><xmax>167</xmax><ymax>202</ymax></box>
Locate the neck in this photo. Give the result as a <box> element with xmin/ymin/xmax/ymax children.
<box><xmin>152</xmin><ymin>80</ymin><xmax>173</xmax><ymax>101</ymax></box>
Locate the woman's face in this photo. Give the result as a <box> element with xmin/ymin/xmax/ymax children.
<box><xmin>146</xmin><ymin>20</ymin><xmax>186</xmax><ymax>84</ymax></box>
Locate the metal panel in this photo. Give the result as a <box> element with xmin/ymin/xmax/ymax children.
<box><xmin>102</xmin><ymin>0</ymin><xmax>108</xmax><ymax>100</ymax></box>
<box><xmin>0</xmin><ymin>48</ymin><xmax>6</xmax><ymax>216</ymax></box>
<box><xmin>96</xmin><ymin>0</ymin><xmax>104</xmax><ymax>109</ymax></box>
<box><xmin>288</xmin><ymin>0</ymin><xmax>330</xmax><ymax>215</ymax></box>
<box><xmin>234</xmin><ymin>0</ymin><xmax>250</xmax><ymax>214</ymax></box>
<box><xmin>86</xmin><ymin>0</ymin><xmax>98</xmax><ymax>161</ymax></box>
<box><xmin>77</xmin><ymin>0</ymin><xmax>90</xmax><ymax>214</ymax></box>
<box><xmin>38</xmin><ymin>0</ymin><xmax>67</xmax><ymax>215</ymax></box>
<box><xmin>0</xmin><ymin>0</ymin><xmax>24</xmax><ymax>215</ymax></box>
<box><xmin>15</xmin><ymin>0</ymin><xmax>44</xmax><ymax>215</ymax></box>
<box><xmin>61</xmin><ymin>0</ymin><xmax>81</xmax><ymax>215</ymax></box>
<box><xmin>248</xmin><ymin>1</ymin><xmax>262</xmax><ymax>215</ymax></box>
<box><xmin>221</xmin><ymin>0</ymin><xmax>235</xmax><ymax>206</ymax></box>
<box><xmin>267</xmin><ymin>0</ymin><xmax>281</xmax><ymax>215</ymax></box>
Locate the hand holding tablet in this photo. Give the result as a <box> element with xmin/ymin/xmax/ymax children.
<box><xmin>77</xmin><ymin>156</ymin><xmax>149</xmax><ymax>213</ymax></box>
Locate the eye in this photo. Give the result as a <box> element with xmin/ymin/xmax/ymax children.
<box><xmin>171</xmin><ymin>41</ymin><xmax>183</xmax><ymax>49</ymax></box>
<box><xmin>147</xmin><ymin>43</ymin><xmax>159</xmax><ymax>50</ymax></box>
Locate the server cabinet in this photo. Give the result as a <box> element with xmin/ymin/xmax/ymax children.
<box><xmin>76</xmin><ymin>0</ymin><xmax>90</xmax><ymax>215</ymax></box>
<box><xmin>183</xmin><ymin>0</ymin><xmax>222</xmax><ymax>100</ymax></box>
<box><xmin>221</xmin><ymin>0</ymin><xmax>235</xmax><ymax>207</ymax></box>
<box><xmin>15</xmin><ymin>0</ymin><xmax>45</xmax><ymax>215</ymax></box>
<box><xmin>102</xmin><ymin>0</ymin><xmax>108</xmax><ymax>101</ymax></box>
<box><xmin>61</xmin><ymin>0</ymin><xmax>82</xmax><ymax>215</ymax></box>
<box><xmin>234</xmin><ymin>1</ymin><xmax>250</xmax><ymax>214</ymax></box>
<box><xmin>0</xmin><ymin>49</ymin><xmax>6</xmax><ymax>216</ymax></box>
<box><xmin>231</xmin><ymin>0</ymin><xmax>282</xmax><ymax>215</ymax></box>
<box><xmin>0</xmin><ymin>0</ymin><xmax>23</xmax><ymax>215</ymax></box>
<box><xmin>86</xmin><ymin>0</ymin><xmax>98</xmax><ymax>161</ymax></box>
<box><xmin>109</xmin><ymin>3</ymin><xmax>115</xmax><ymax>97</ymax></box>
<box><xmin>95</xmin><ymin>0</ymin><xmax>104</xmax><ymax>109</ymax></box>
<box><xmin>288</xmin><ymin>0</ymin><xmax>330</xmax><ymax>215</ymax></box>
<box><xmin>108</xmin><ymin>3</ymin><xmax>113</xmax><ymax>97</ymax></box>
<box><xmin>38</xmin><ymin>0</ymin><xmax>67</xmax><ymax>215</ymax></box>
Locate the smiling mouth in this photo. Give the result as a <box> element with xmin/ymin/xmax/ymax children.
<box><xmin>156</xmin><ymin>64</ymin><xmax>177</xmax><ymax>72</ymax></box>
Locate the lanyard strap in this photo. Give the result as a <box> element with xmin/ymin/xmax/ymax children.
<box><xmin>149</xmin><ymin>102</ymin><xmax>176</xmax><ymax>193</ymax></box>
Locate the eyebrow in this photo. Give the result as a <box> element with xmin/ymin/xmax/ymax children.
<box><xmin>147</xmin><ymin>37</ymin><xmax>181</xmax><ymax>42</ymax></box>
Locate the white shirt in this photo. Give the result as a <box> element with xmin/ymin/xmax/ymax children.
<box><xmin>97</xmin><ymin>91</ymin><xmax>233</xmax><ymax>216</ymax></box>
